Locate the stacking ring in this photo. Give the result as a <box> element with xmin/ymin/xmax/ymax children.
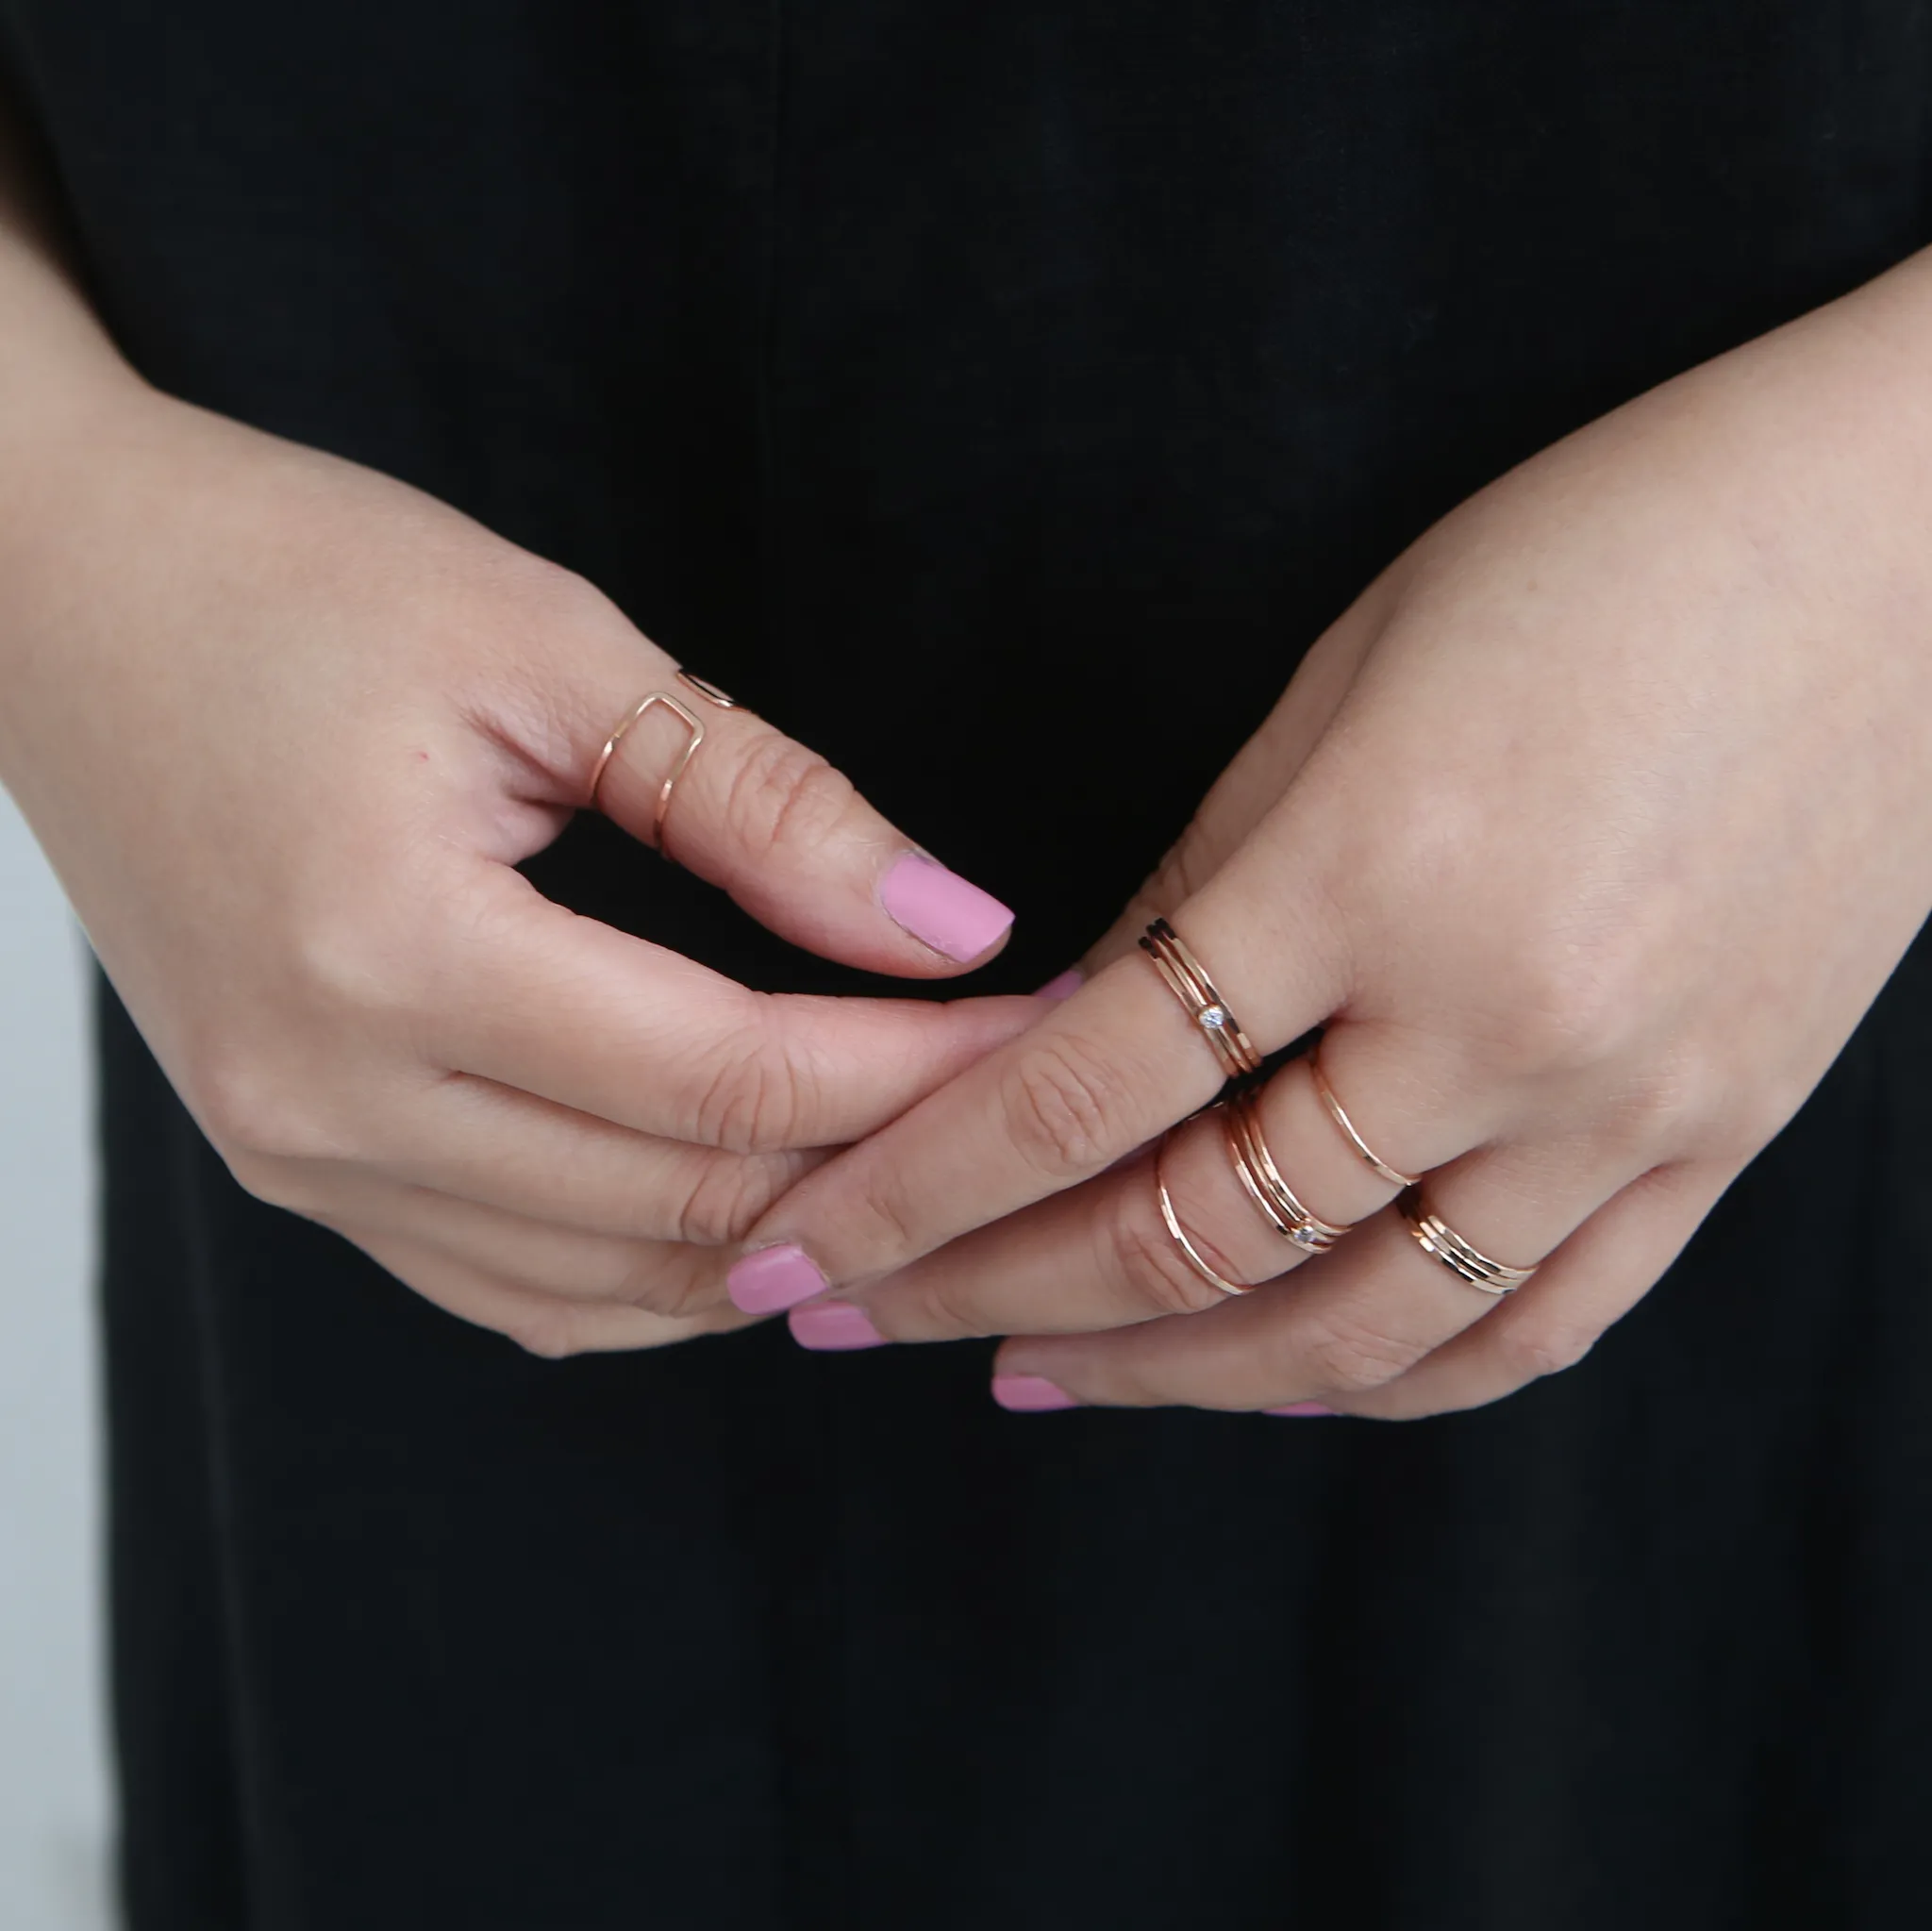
<box><xmin>1221</xmin><ymin>1090</ymin><xmax>1352</xmax><ymax>1255</ymax></box>
<box><xmin>1310</xmin><ymin>1055</ymin><xmax>1417</xmax><ymax>1189</ymax></box>
<box><xmin>1399</xmin><ymin>1191</ymin><xmax>1540</xmax><ymax>1295</ymax></box>
<box><xmin>675</xmin><ymin>670</ymin><xmax>746</xmax><ymax>712</ymax></box>
<box><xmin>1154</xmin><ymin>1139</ymin><xmax>1251</xmax><ymax>1296</ymax></box>
<box><xmin>1139</xmin><ymin>918</ymin><xmax>1262</xmax><ymax>1080</ymax></box>
<box><xmin>587</xmin><ymin>670</ymin><xmax>743</xmax><ymax>848</ymax></box>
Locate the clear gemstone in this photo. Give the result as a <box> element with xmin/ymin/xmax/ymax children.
<box><xmin>1200</xmin><ymin>1006</ymin><xmax>1227</xmax><ymax>1028</ymax></box>
<box><xmin>1292</xmin><ymin>1227</ymin><xmax>1319</xmax><ymax>1247</ymax></box>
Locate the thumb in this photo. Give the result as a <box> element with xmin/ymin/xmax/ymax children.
<box><xmin>575</xmin><ymin>643</ymin><xmax>1014</xmax><ymax>978</ymax></box>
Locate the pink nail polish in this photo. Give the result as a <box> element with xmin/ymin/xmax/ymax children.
<box><xmin>991</xmin><ymin>1373</ymin><xmax>1080</xmax><ymax>1412</ymax></box>
<box><xmin>787</xmin><ymin>1301</ymin><xmax>887</xmax><ymax>1352</ymax></box>
<box><xmin>880</xmin><ymin>852</ymin><xmax>1014</xmax><ymax>963</ymax></box>
<box><xmin>726</xmin><ymin>1244</ymin><xmax>829</xmax><ymax>1316</ymax></box>
<box><xmin>1033</xmin><ymin>968</ymin><xmax>1084</xmax><ymax>1002</ymax></box>
<box><xmin>1263</xmin><ymin>1402</ymin><xmax>1338</xmax><ymax>1417</ymax></box>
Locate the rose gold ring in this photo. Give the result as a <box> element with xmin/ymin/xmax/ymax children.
<box><xmin>1221</xmin><ymin>1090</ymin><xmax>1352</xmax><ymax>1255</ymax></box>
<box><xmin>1399</xmin><ymin>1191</ymin><xmax>1539</xmax><ymax>1296</ymax></box>
<box><xmin>1138</xmin><ymin>918</ymin><xmax>1262</xmax><ymax>1081</ymax></box>
<box><xmin>1310</xmin><ymin>1055</ymin><xmax>1416</xmax><ymax>1189</ymax></box>
<box><xmin>1154</xmin><ymin>1138</ymin><xmax>1251</xmax><ymax>1296</ymax></box>
<box><xmin>586</xmin><ymin>671</ymin><xmax>743</xmax><ymax>850</ymax></box>
<box><xmin>675</xmin><ymin>670</ymin><xmax>747</xmax><ymax>712</ymax></box>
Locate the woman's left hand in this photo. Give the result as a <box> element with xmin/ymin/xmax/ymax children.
<box><xmin>727</xmin><ymin>248</ymin><xmax>1932</xmax><ymax>1418</ymax></box>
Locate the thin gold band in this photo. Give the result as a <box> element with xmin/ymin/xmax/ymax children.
<box><xmin>1139</xmin><ymin>918</ymin><xmax>1262</xmax><ymax>1081</ymax></box>
<box><xmin>587</xmin><ymin>671</ymin><xmax>744</xmax><ymax>849</ymax></box>
<box><xmin>1155</xmin><ymin>1140</ymin><xmax>1251</xmax><ymax>1296</ymax></box>
<box><xmin>1221</xmin><ymin>1090</ymin><xmax>1352</xmax><ymax>1255</ymax></box>
<box><xmin>676</xmin><ymin>670</ymin><xmax>746</xmax><ymax>711</ymax></box>
<box><xmin>1310</xmin><ymin>1056</ymin><xmax>1416</xmax><ymax>1189</ymax></box>
<box><xmin>1399</xmin><ymin>1190</ymin><xmax>1539</xmax><ymax>1295</ymax></box>
<box><xmin>587</xmin><ymin>691</ymin><xmax>704</xmax><ymax>846</ymax></box>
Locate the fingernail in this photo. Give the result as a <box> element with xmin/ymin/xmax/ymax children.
<box><xmin>880</xmin><ymin>852</ymin><xmax>1015</xmax><ymax>963</ymax></box>
<box><xmin>787</xmin><ymin>1300</ymin><xmax>887</xmax><ymax>1352</ymax></box>
<box><xmin>1263</xmin><ymin>1402</ymin><xmax>1338</xmax><ymax>1417</ymax></box>
<box><xmin>726</xmin><ymin>1243</ymin><xmax>829</xmax><ymax>1316</ymax></box>
<box><xmin>1033</xmin><ymin>968</ymin><xmax>1084</xmax><ymax>1002</ymax></box>
<box><xmin>991</xmin><ymin>1373</ymin><xmax>1081</xmax><ymax>1412</ymax></box>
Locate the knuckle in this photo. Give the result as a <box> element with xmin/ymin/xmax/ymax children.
<box><xmin>189</xmin><ymin>1046</ymin><xmax>338</xmax><ymax>1166</ymax></box>
<box><xmin>615</xmin><ymin>1251</ymin><xmax>713</xmax><ymax>1321</ymax></box>
<box><xmin>291</xmin><ymin>909</ymin><xmax>408</xmax><ymax>1021</ymax></box>
<box><xmin>479</xmin><ymin>552</ymin><xmax>612</xmax><ymax>633</ymax></box>
<box><xmin>1714</xmin><ymin>1071</ymin><xmax>1813</xmax><ymax>1163</ymax></box>
<box><xmin>909</xmin><ymin>1270</ymin><xmax>1002</xmax><ymax>1341</ymax></box>
<box><xmin>686</xmin><ymin>1022</ymin><xmax>807</xmax><ymax>1154</ymax></box>
<box><xmin>673</xmin><ymin>1151</ymin><xmax>798</xmax><ymax>1246</ymax></box>
<box><xmin>1106</xmin><ymin>1190</ymin><xmax>1235</xmax><ymax>1318</ymax></box>
<box><xmin>997</xmin><ymin>1033</ymin><xmax>1131</xmax><ymax>1181</ymax></box>
<box><xmin>1116</xmin><ymin>850</ymin><xmax>1206</xmax><ymax>939</ymax></box>
<box><xmin>1486</xmin><ymin>942</ymin><xmax>1646</xmax><ymax>1079</ymax></box>
<box><xmin>220</xmin><ymin>1147</ymin><xmax>324</xmax><ymax>1216</ymax></box>
<box><xmin>505</xmin><ymin>1302</ymin><xmax>588</xmax><ymax>1360</ymax></box>
<box><xmin>834</xmin><ymin>1163</ymin><xmax>926</xmax><ymax>1266</ymax></box>
<box><xmin>722</xmin><ymin>734</ymin><xmax>856</xmax><ymax>863</ymax></box>
<box><xmin>1592</xmin><ymin>1058</ymin><xmax>1707</xmax><ymax>1162</ymax></box>
<box><xmin>1142</xmin><ymin>822</ymin><xmax>1218</xmax><ymax>913</ymax></box>
<box><xmin>1301</xmin><ymin>1311</ymin><xmax>1430</xmax><ymax>1393</ymax></box>
<box><xmin>1491</xmin><ymin>1315</ymin><xmax>1599</xmax><ymax>1383</ymax></box>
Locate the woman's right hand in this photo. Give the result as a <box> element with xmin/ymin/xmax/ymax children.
<box><xmin>0</xmin><ymin>382</ymin><xmax>1029</xmax><ymax>1355</ymax></box>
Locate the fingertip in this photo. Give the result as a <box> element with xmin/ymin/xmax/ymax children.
<box><xmin>787</xmin><ymin>1299</ymin><xmax>889</xmax><ymax>1352</ymax></box>
<box><xmin>991</xmin><ymin>1373</ymin><xmax>1082</xmax><ymax>1412</ymax></box>
<box><xmin>726</xmin><ymin>1243</ymin><xmax>828</xmax><ymax>1315</ymax></box>
<box><xmin>879</xmin><ymin>853</ymin><xmax>1015</xmax><ymax>966</ymax></box>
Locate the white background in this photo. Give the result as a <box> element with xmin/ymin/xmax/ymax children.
<box><xmin>0</xmin><ymin>787</ymin><xmax>113</xmax><ymax>1929</ymax></box>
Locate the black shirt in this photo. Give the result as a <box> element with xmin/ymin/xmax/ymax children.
<box><xmin>4</xmin><ymin>4</ymin><xmax>1930</xmax><ymax>1925</ymax></box>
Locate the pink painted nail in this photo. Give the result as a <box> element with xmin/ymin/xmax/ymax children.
<box><xmin>1033</xmin><ymin>968</ymin><xmax>1084</xmax><ymax>1002</ymax></box>
<box><xmin>726</xmin><ymin>1244</ymin><xmax>829</xmax><ymax>1316</ymax></box>
<box><xmin>1263</xmin><ymin>1402</ymin><xmax>1338</xmax><ymax>1417</ymax></box>
<box><xmin>991</xmin><ymin>1373</ymin><xmax>1080</xmax><ymax>1412</ymax></box>
<box><xmin>787</xmin><ymin>1301</ymin><xmax>887</xmax><ymax>1352</ymax></box>
<box><xmin>880</xmin><ymin>852</ymin><xmax>1014</xmax><ymax>963</ymax></box>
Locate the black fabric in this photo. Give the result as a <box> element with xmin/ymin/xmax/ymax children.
<box><xmin>4</xmin><ymin>3</ymin><xmax>1931</xmax><ymax>1925</ymax></box>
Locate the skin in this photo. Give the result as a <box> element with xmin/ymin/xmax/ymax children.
<box><xmin>0</xmin><ymin>105</ymin><xmax>1028</xmax><ymax>1357</ymax></box>
<box><xmin>742</xmin><ymin>244</ymin><xmax>1932</xmax><ymax>1418</ymax></box>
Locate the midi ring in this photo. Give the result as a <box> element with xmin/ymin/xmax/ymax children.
<box><xmin>1310</xmin><ymin>1055</ymin><xmax>1417</xmax><ymax>1189</ymax></box>
<box><xmin>1154</xmin><ymin>1138</ymin><xmax>1252</xmax><ymax>1296</ymax></box>
<box><xmin>1399</xmin><ymin>1191</ymin><xmax>1540</xmax><ymax>1296</ymax></box>
<box><xmin>1221</xmin><ymin>1090</ymin><xmax>1352</xmax><ymax>1255</ymax></box>
<box><xmin>586</xmin><ymin>670</ymin><xmax>743</xmax><ymax>848</ymax></box>
<box><xmin>1139</xmin><ymin>918</ymin><xmax>1262</xmax><ymax>1080</ymax></box>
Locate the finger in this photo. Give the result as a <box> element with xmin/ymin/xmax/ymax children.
<box><xmin>989</xmin><ymin>1131</ymin><xmax>1638</xmax><ymax>1410</ymax></box>
<box><xmin>428</xmin><ymin>862</ymin><xmax>1041</xmax><ymax>1150</ymax></box>
<box><xmin>1326</xmin><ymin>1162</ymin><xmax>1732</xmax><ymax>1420</ymax></box>
<box><xmin>569</xmin><ymin>640</ymin><xmax>1014</xmax><ymax>975</ymax></box>
<box><xmin>724</xmin><ymin>865</ymin><xmax>1360</xmax><ymax>1312</ymax></box>
<box><xmin>350</xmin><ymin>1226</ymin><xmax>753</xmax><ymax>1357</ymax></box>
<box><xmin>727</xmin><ymin>792</ymin><xmax>1461</xmax><ymax>1310</ymax></box>
<box><xmin>844</xmin><ymin>1052</ymin><xmax>1418</xmax><ymax>1341</ymax></box>
<box><xmin>323</xmin><ymin>1180</ymin><xmax>725</xmax><ymax>1316</ymax></box>
<box><xmin>1074</xmin><ymin>587</ymin><xmax>1388</xmax><ymax>974</ymax></box>
<box><xmin>358</xmin><ymin>1072</ymin><xmax>821</xmax><ymax>1243</ymax></box>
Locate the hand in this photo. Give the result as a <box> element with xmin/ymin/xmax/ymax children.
<box><xmin>726</xmin><ymin>247</ymin><xmax>1932</xmax><ymax>1414</ymax></box>
<box><xmin>0</xmin><ymin>384</ymin><xmax>1030</xmax><ymax>1355</ymax></box>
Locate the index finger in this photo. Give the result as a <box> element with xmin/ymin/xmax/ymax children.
<box><xmin>430</xmin><ymin>864</ymin><xmax>1040</xmax><ymax>1150</ymax></box>
<box><xmin>722</xmin><ymin>845</ymin><xmax>1349</xmax><ymax>1313</ymax></box>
